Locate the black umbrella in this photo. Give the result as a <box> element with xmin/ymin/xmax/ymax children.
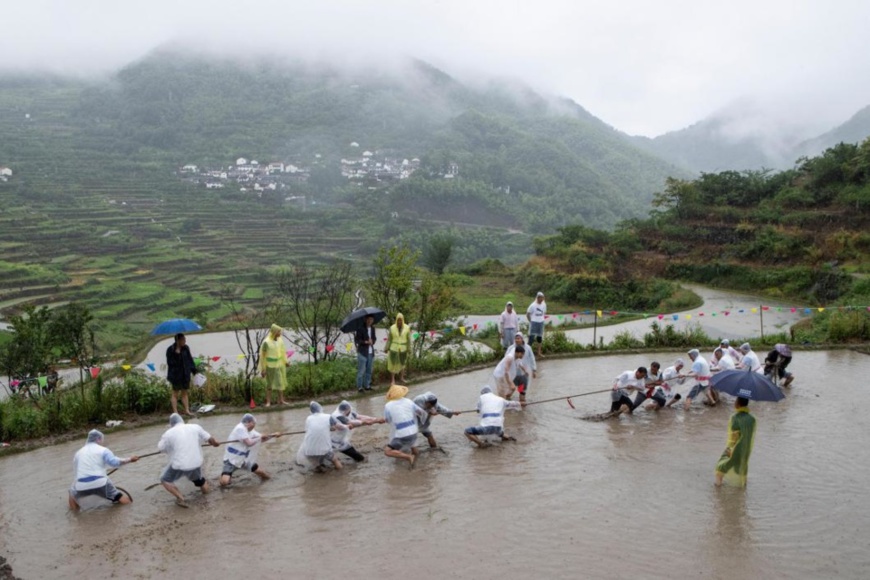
<box><xmin>340</xmin><ymin>307</ymin><xmax>386</xmax><ymax>333</ymax></box>
<box><xmin>709</xmin><ymin>369</ymin><xmax>785</xmax><ymax>402</ymax></box>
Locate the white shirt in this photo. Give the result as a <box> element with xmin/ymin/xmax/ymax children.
<box><xmin>494</xmin><ymin>352</ymin><xmax>531</xmax><ymax>380</ymax></box>
<box><xmin>223</xmin><ymin>422</ymin><xmax>261</xmax><ymax>468</ymax></box>
<box><xmin>505</xmin><ymin>344</ymin><xmax>537</xmax><ymax>372</ymax></box>
<box><xmin>499</xmin><ymin>310</ymin><xmax>519</xmax><ymax>333</ymax></box>
<box><xmin>527</xmin><ymin>300</ymin><xmax>547</xmax><ymax>323</ymax></box>
<box><xmin>739</xmin><ymin>350</ymin><xmax>762</xmax><ymax>372</ymax></box>
<box><xmin>301</xmin><ymin>413</ymin><xmax>336</xmax><ymax>457</ymax></box>
<box><xmin>657</xmin><ymin>366</ymin><xmax>685</xmax><ymax>400</ymax></box>
<box><xmin>713</xmin><ymin>353</ymin><xmax>736</xmax><ymax>371</ymax></box>
<box><xmin>384</xmin><ymin>398</ymin><xmax>426</xmax><ymax>439</ymax></box>
<box><xmin>689</xmin><ymin>356</ymin><xmax>712</xmax><ymax>386</ymax></box>
<box><xmin>331</xmin><ymin>408</ymin><xmax>364</xmax><ymax>450</ymax></box>
<box><xmin>158</xmin><ymin>423</ymin><xmax>211</xmax><ymax>471</ymax></box>
<box><xmin>613</xmin><ymin>370</ymin><xmax>644</xmax><ymax>399</ymax></box>
<box><xmin>72</xmin><ymin>443</ymin><xmax>123</xmax><ymax>491</ymax></box>
<box><xmin>477</xmin><ymin>392</ymin><xmax>522</xmax><ymax>428</ymax></box>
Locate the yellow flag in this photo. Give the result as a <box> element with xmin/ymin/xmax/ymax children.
<box><xmin>751</xmin><ymin>308</ymin><xmax>758</xmax><ymax>313</ymax></box>
<box><xmin>459</xmin><ymin>326</ymin><xmax>466</xmax><ymax>335</ymax></box>
<box><xmin>237</xmin><ymin>353</ymin><xmax>246</xmax><ymax>359</ymax></box>
<box><xmin>818</xmin><ymin>307</ymin><xmax>825</xmax><ymax>312</ymax></box>
<box><xmin>686</xmin><ymin>314</ymin><xmax>692</xmax><ymax>320</ymax></box>
<box><xmin>346</xmin><ymin>342</ymin><xmax>353</xmax><ymax>352</ymax></box>
<box><xmin>121</xmin><ymin>364</ymin><xmax>132</xmax><ymax>371</ymax></box>
<box><xmin>596</xmin><ymin>310</ymin><xmax>602</xmax><ymax>317</ymax></box>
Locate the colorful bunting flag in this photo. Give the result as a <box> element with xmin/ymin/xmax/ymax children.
<box><xmin>597</xmin><ymin>310</ymin><xmax>603</xmax><ymax>317</ymax></box>
<box><xmin>90</xmin><ymin>367</ymin><xmax>101</xmax><ymax>379</ymax></box>
<box><xmin>146</xmin><ymin>362</ymin><xmax>156</xmax><ymax>371</ymax></box>
<box><xmin>38</xmin><ymin>376</ymin><xmax>48</xmax><ymax>387</ymax></box>
<box><xmin>346</xmin><ymin>343</ymin><xmax>353</xmax><ymax>352</ymax></box>
<box><xmin>287</xmin><ymin>350</ymin><xmax>295</xmax><ymax>357</ymax></box>
<box><xmin>237</xmin><ymin>353</ymin><xmax>246</xmax><ymax>359</ymax></box>
<box><xmin>211</xmin><ymin>356</ymin><xmax>221</xmax><ymax>362</ymax></box>
<box><xmin>325</xmin><ymin>344</ymin><xmax>335</xmax><ymax>352</ymax></box>
<box><xmin>459</xmin><ymin>326</ymin><xmax>466</xmax><ymax>335</ymax></box>
<box><xmin>121</xmin><ymin>364</ymin><xmax>132</xmax><ymax>371</ymax></box>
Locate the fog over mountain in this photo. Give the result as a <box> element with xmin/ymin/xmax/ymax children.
<box><xmin>2</xmin><ymin>0</ymin><xmax>870</xmax><ymax>139</ymax></box>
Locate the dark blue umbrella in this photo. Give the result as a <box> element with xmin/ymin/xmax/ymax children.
<box><xmin>151</xmin><ymin>318</ymin><xmax>203</xmax><ymax>336</ymax></box>
<box><xmin>709</xmin><ymin>369</ymin><xmax>785</xmax><ymax>402</ymax></box>
<box><xmin>340</xmin><ymin>307</ymin><xmax>386</xmax><ymax>333</ymax></box>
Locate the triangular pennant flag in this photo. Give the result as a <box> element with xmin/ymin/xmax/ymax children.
<box><xmin>738</xmin><ymin>309</ymin><xmax>744</xmax><ymax>314</ymax></box>
<box><xmin>10</xmin><ymin>380</ymin><xmax>20</xmax><ymax>387</ymax></box>
<box><xmin>412</xmin><ymin>332</ymin><xmax>420</xmax><ymax>340</ymax></box>
<box><xmin>429</xmin><ymin>331</ymin><xmax>436</xmax><ymax>338</ymax></box>
<box><xmin>643</xmin><ymin>313</ymin><xmax>648</xmax><ymax>318</ymax></box>
<box><xmin>194</xmin><ymin>357</ymin><xmax>202</xmax><ymax>366</ymax></box>
<box><xmin>751</xmin><ymin>308</ymin><xmax>758</xmax><ymax>313</ymax></box>
<box><xmin>686</xmin><ymin>314</ymin><xmax>692</xmax><ymax>320</ymax></box>
<box><xmin>724</xmin><ymin>311</ymin><xmax>730</xmax><ymax>316</ymax></box>
<box><xmin>286</xmin><ymin>350</ymin><xmax>295</xmax><ymax>357</ymax></box>
<box><xmin>121</xmin><ymin>364</ymin><xmax>132</xmax><ymax>371</ymax></box>
<box><xmin>237</xmin><ymin>353</ymin><xmax>246</xmax><ymax>359</ymax></box>
<box><xmin>596</xmin><ymin>310</ymin><xmax>603</xmax><ymax>317</ymax></box>
<box><xmin>38</xmin><ymin>376</ymin><xmax>48</xmax><ymax>387</ymax></box>
<box><xmin>611</xmin><ymin>310</ymin><xmax>617</xmax><ymax>316</ymax></box>
<box><xmin>657</xmin><ymin>314</ymin><xmax>664</xmax><ymax>320</ymax></box>
<box><xmin>572</xmin><ymin>313</ymin><xmax>578</xmax><ymax>318</ymax></box>
<box><xmin>544</xmin><ymin>315</ymin><xmax>550</xmax><ymax>320</ymax></box>
<box><xmin>804</xmin><ymin>308</ymin><xmax>811</xmax><ymax>314</ymax></box>
<box><xmin>558</xmin><ymin>315</ymin><xmax>564</xmax><ymax>320</ymax></box>
<box><xmin>211</xmin><ymin>356</ymin><xmax>221</xmax><ymax>362</ymax></box>
<box><xmin>346</xmin><ymin>342</ymin><xmax>353</xmax><ymax>352</ymax></box>
<box><xmin>459</xmin><ymin>326</ymin><xmax>466</xmax><ymax>335</ymax></box>
<box><xmin>672</xmin><ymin>315</ymin><xmax>678</xmax><ymax>320</ymax></box>
<box><xmin>90</xmin><ymin>367</ymin><xmax>101</xmax><ymax>379</ymax></box>
<box><xmin>712</xmin><ymin>312</ymin><xmax>717</xmax><ymax>317</ymax></box>
<box><xmin>473</xmin><ymin>323</ymin><xmax>478</xmax><ymax>330</ymax></box>
<box><xmin>762</xmin><ymin>306</ymin><xmax>770</xmax><ymax>311</ymax></box>
<box><xmin>250</xmin><ymin>396</ymin><xmax>256</xmax><ymax>409</ymax></box>
<box><xmin>326</xmin><ymin>344</ymin><xmax>335</xmax><ymax>352</ymax></box>
<box><xmin>699</xmin><ymin>312</ymin><xmax>705</xmax><ymax>316</ymax></box>
<box><xmin>818</xmin><ymin>307</ymin><xmax>825</xmax><ymax>312</ymax></box>
<box><xmin>308</xmin><ymin>347</ymin><xmax>315</xmax><ymax>354</ymax></box>
<box><xmin>146</xmin><ymin>362</ymin><xmax>156</xmax><ymax>372</ymax></box>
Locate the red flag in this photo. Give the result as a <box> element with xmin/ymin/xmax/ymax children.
<box><xmin>90</xmin><ymin>367</ymin><xmax>101</xmax><ymax>379</ymax></box>
<box><xmin>326</xmin><ymin>344</ymin><xmax>335</xmax><ymax>352</ymax></box>
<box><xmin>211</xmin><ymin>356</ymin><xmax>221</xmax><ymax>362</ymax></box>
<box><xmin>250</xmin><ymin>396</ymin><xmax>256</xmax><ymax>409</ymax></box>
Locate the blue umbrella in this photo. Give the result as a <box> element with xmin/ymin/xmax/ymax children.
<box><xmin>709</xmin><ymin>369</ymin><xmax>785</xmax><ymax>402</ymax></box>
<box><xmin>151</xmin><ymin>318</ymin><xmax>203</xmax><ymax>336</ymax></box>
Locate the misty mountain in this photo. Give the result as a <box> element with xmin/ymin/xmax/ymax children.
<box><xmin>635</xmin><ymin>101</ymin><xmax>870</xmax><ymax>174</ymax></box>
<box><xmin>36</xmin><ymin>51</ymin><xmax>685</xmax><ymax>231</ymax></box>
<box><xmin>793</xmin><ymin>105</ymin><xmax>870</xmax><ymax>160</ymax></box>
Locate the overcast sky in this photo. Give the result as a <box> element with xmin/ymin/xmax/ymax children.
<box><xmin>2</xmin><ymin>0</ymin><xmax>869</xmax><ymax>137</ymax></box>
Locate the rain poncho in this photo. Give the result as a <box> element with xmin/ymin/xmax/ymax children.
<box><xmin>224</xmin><ymin>419</ymin><xmax>262</xmax><ymax>469</ymax></box>
<box><xmin>158</xmin><ymin>422</ymin><xmax>211</xmax><ymax>470</ymax></box>
<box><xmin>711</xmin><ymin>350</ymin><xmax>736</xmax><ymax>371</ymax></box>
<box><xmin>476</xmin><ymin>391</ymin><xmax>522</xmax><ymax>428</ymax></box>
<box><xmin>330</xmin><ymin>400</ymin><xmax>377</xmax><ymax>451</ymax></box>
<box><xmin>72</xmin><ymin>438</ymin><xmax>123</xmax><ymax>491</ymax></box>
<box><xmin>413</xmin><ymin>392</ymin><xmax>455</xmax><ymax>434</ymax></box>
<box><xmin>657</xmin><ymin>364</ymin><xmax>686</xmax><ymax>401</ymax></box>
<box><xmin>715</xmin><ymin>408</ymin><xmax>757</xmax><ymax>487</ymax></box>
<box><xmin>687</xmin><ymin>352</ymin><xmax>712</xmax><ymax>385</ymax></box>
<box><xmin>386</xmin><ymin>314</ymin><xmax>411</xmax><ymax>374</ymax></box>
<box><xmin>492</xmin><ymin>351</ymin><xmax>532</xmax><ymax>397</ymax></box>
<box><xmin>384</xmin><ymin>397</ymin><xmax>426</xmax><ymax>439</ymax></box>
<box><xmin>296</xmin><ymin>405</ymin><xmax>341</xmax><ymax>466</ymax></box>
<box><xmin>259</xmin><ymin>325</ymin><xmax>288</xmax><ymax>391</ymax></box>
<box><xmin>738</xmin><ymin>346</ymin><xmax>762</xmax><ymax>373</ymax></box>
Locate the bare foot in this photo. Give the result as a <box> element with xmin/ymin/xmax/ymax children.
<box><xmin>175</xmin><ymin>498</ymin><xmax>189</xmax><ymax>508</ymax></box>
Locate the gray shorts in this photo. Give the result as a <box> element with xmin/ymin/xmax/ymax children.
<box><xmin>464</xmin><ymin>425</ymin><xmax>504</xmax><ymax>436</ymax></box>
<box><xmin>221</xmin><ymin>459</ymin><xmax>258</xmax><ymax>476</ymax></box>
<box><xmin>387</xmin><ymin>434</ymin><xmax>418</xmax><ymax>452</ymax></box>
<box><xmin>687</xmin><ymin>383</ymin><xmax>709</xmax><ymax>399</ymax></box>
<box><xmin>307</xmin><ymin>451</ymin><xmax>335</xmax><ymax>466</ymax></box>
<box><xmin>529</xmin><ymin>321</ymin><xmax>544</xmax><ymax>340</ymax></box>
<box><xmin>161</xmin><ymin>465</ymin><xmax>205</xmax><ymax>485</ymax></box>
<box><xmin>69</xmin><ymin>480</ymin><xmax>123</xmax><ymax>503</ymax></box>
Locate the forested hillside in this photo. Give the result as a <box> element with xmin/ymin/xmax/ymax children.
<box><xmin>523</xmin><ymin>140</ymin><xmax>870</xmax><ymax>332</ymax></box>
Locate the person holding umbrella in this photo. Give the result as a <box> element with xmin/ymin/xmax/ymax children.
<box><xmin>715</xmin><ymin>397</ymin><xmax>757</xmax><ymax>487</ymax></box>
<box><xmin>355</xmin><ymin>314</ymin><xmax>377</xmax><ymax>391</ymax></box>
<box><xmin>259</xmin><ymin>324</ymin><xmax>288</xmax><ymax>406</ymax></box>
<box><xmin>385</xmin><ymin>313</ymin><xmax>411</xmax><ymax>386</ymax></box>
<box><xmin>166</xmin><ymin>333</ymin><xmax>196</xmax><ymax>416</ymax></box>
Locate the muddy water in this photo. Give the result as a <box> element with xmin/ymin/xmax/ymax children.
<box><xmin>2</xmin><ymin>351</ymin><xmax>869</xmax><ymax>579</ymax></box>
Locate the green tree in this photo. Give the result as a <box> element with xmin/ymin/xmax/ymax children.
<box><xmin>422</xmin><ymin>234</ymin><xmax>455</xmax><ymax>275</ymax></box>
<box><xmin>364</xmin><ymin>244</ymin><xmax>420</xmax><ymax>323</ymax></box>
<box><xmin>49</xmin><ymin>302</ymin><xmax>97</xmax><ymax>386</ymax></box>
<box><xmin>0</xmin><ymin>305</ymin><xmax>54</xmax><ymax>381</ymax></box>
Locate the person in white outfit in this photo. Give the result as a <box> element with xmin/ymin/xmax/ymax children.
<box><xmin>526</xmin><ymin>292</ymin><xmax>547</xmax><ymax>358</ymax></box>
<box><xmin>498</xmin><ymin>301</ymin><xmax>519</xmax><ymax>349</ymax></box>
<box><xmin>68</xmin><ymin>430</ymin><xmax>139</xmax><ymax>510</ymax></box>
<box><xmin>331</xmin><ymin>400</ymin><xmax>384</xmax><ymax>462</ymax></box>
<box><xmin>492</xmin><ymin>347</ymin><xmax>532</xmax><ymax>400</ymax></box>
<box><xmin>464</xmin><ymin>386</ymin><xmax>524</xmax><ymax>447</ymax></box>
<box><xmin>683</xmin><ymin>349</ymin><xmax>717</xmax><ymax>409</ymax></box>
<box><xmin>219</xmin><ymin>413</ymin><xmax>276</xmax><ymax>486</ymax></box>
<box><xmin>157</xmin><ymin>413</ymin><xmax>219</xmax><ymax>507</ymax></box>
<box><xmin>505</xmin><ymin>332</ymin><xmax>537</xmax><ymax>402</ymax></box>
<box><xmin>737</xmin><ymin>343</ymin><xmax>762</xmax><ymax>373</ymax></box>
<box><xmin>297</xmin><ymin>402</ymin><xmax>346</xmax><ymax>471</ymax></box>
<box><xmin>383</xmin><ymin>384</ymin><xmax>428</xmax><ymax>466</ymax></box>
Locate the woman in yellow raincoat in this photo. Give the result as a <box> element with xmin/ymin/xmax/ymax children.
<box><xmin>715</xmin><ymin>397</ymin><xmax>757</xmax><ymax>487</ymax></box>
<box><xmin>259</xmin><ymin>324</ymin><xmax>288</xmax><ymax>406</ymax></box>
<box><xmin>385</xmin><ymin>313</ymin><xmax>411</xmax><ymax>386</ymax></box>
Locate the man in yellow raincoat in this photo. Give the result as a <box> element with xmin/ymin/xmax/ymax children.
<box><xmin>259</xmin><ymin>324</ymin><xmax>288</xmax><ymax>406</ymax></box>
<box><xmin>715</xmin><ymin>397</ymin><xmax>756</xmax><ymax>487</ymax></box>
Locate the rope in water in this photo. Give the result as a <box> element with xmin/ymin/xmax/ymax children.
<box><xmin>454</xmin><ymin>387</ymin><xmax>613</xmax><ymax>414</ymax></box>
